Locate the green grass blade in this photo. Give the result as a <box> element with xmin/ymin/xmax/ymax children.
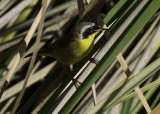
<box><xmin>59</xmin><ymin>0</ymin><xmax>160</xmax><ymax>113</ymax></box>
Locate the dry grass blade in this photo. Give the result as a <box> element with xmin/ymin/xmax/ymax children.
<box><xmin>0</xmin><ymin>0</ymin><xmax>17</xmax><ymax>16</ymax></box>
<box><xmin>0</xmin><ymin>0</ymin><xmax>51</xmax><ymax>99</ymax></box>
<box><xmin>133</xmin><ymin>26</ymin><xmax>160</xmax><ymax>74</ymax></box>
<box><xmin>1</xmin><ymin>62</ymin><xmax>56</xmax><ymax>103</ymax></box>
<box><xmin>0</xmin><ymin>97</ymin><xmax>15</xmax><ymax>114</ymax></box>
<box><xmin>0</xmin><ymin>0</ymin><xmax>34</xmax><ymax>29</ymax></box>
<box><xmin>117</xmin><ymin>53</ymin><xmax>151</xmax><ymax>113</ymax></box>
<box><xmin>126</xmin><ymin>15</ymin><xmax>160</xmax><ymax>65</ymax></box>
<box><xmin>11</xmin><ymin>0</ymin><xmax>49</xmax><ymax>113</ymax></box>
<box><xmin>1</xmin><ymin>0</ymin><xmax>159</xmax><ymax>113</ymax></box>
<box><xmin>91</xmin><ymin>83</ymin><xmax>97</xmax><ymax>106</ymax></box>
<box><xmin>0</xmin><ymin>0</ymin><xmax>9</xmax><ymax>10</ymax></box>
<box><xmin>31</xmin><ymin>69</ymin><xmax>66</xmax><ymax>113</ymax></box>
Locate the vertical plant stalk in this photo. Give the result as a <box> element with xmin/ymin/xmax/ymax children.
<box><xmin>11</xmin><ymin>0</ymin><xmax>49</xmax><ymax>113</ymax></box>
<box><xmin>10</xmin><ymin>0</ymin><xmax>49</xmax><ymax>113</ymax></box>
<box><xmin>116</xmin><ymin>53</ymin><xmax>151</xmax><ymax>113</ymax></box>
<box><xmin>0</xmin><ymin>0</ymin><xmax>51</xmax><ymax>99</ymax></box>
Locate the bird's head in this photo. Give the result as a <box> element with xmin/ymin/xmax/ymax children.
<box><xmin>73</xmin><ymin>22</ymin><xmax>101</xmax><ymax>40</ymax></box>
<box><xmin>78</xmin><ymin>22</ymin><xmax>101</xmax><ymax>39</ymax></box>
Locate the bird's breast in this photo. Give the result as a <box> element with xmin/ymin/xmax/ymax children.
<box><xmin>53</xmin><ymin>32</ymin><xmax>97</xmax><ymax>64</ymax></box>
<box><xmin>71</xmin><ymin>33</ymin><xmax>96</xmax><ymax>60</ymax></box>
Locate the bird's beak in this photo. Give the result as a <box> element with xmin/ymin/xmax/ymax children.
<box><xmin>95</xmin><ymin>26</ymin><xmax>108</xmax><ymax>32</ymax></box>
<box><xmin>101</xmin><ymin>28</ymin><xmax>108</xmax><ymax>31</ymax></box>
<box><xmin>93</xmin><ymin>25</ymin><xmax>109</xmax><ymax>32</ymax></box>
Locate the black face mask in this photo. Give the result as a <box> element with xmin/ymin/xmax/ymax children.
<box><xmin>82</xmin><ymin>25</ymin><xmax>100</xmax><ymax>39</ymax></box>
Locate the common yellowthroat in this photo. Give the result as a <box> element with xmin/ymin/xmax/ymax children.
<box><xmin>27</xmin><ymin>22</ymin><xmax>105</xmax><ymax>64</ymax></box>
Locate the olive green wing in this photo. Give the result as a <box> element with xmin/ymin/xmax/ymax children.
<box><xmin>38</xmin><ymin>33</ymin><xmax>73</xmax><ymax>57</ymax></box>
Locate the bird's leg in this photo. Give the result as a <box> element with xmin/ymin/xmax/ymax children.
<box><xmin>63</xmin><ymin>61</ymin><xmax>97</xmax><ymax>106</ymax></box>
<box><xmin>62</xmin><ymin>64</ymin><xmax>71</xmax><ymax>73</ymax></box>
<box><xmin>72</xmin><ymin>58</ymin><xmax>99</xmax><ymax>89</ymax></box>
<box><xmin>72</xmin><ymin>78</ymin><xmax>82</xmax><ymax>89</ymax></box>
<box><xmin>89</xmin><ymin>58</ymin><xmax>99</xmax><ymax>65</ymax></box>
<box><xmin>62</xmin><ymin>65</ymin><xmax>82</xmax><ymax>89</ymax></box>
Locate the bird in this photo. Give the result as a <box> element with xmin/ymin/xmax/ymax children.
<box><xmin>26</xmin><ymin>22</ymin><xmax>106</xmax><ymax>64</ymax></box>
